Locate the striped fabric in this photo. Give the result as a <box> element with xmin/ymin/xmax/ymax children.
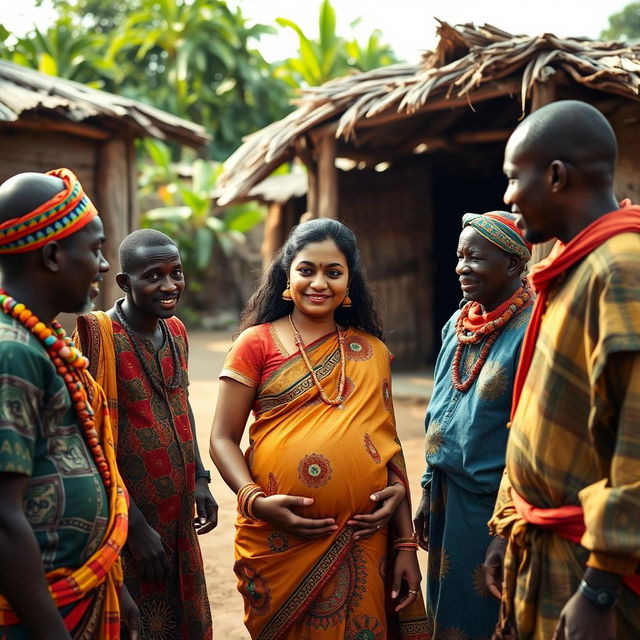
<box><xmin>489</xmin><ymin>232</ymin><xmax>640</xmax><ymax>639</ymax></box>
<box><xmin>0</xmin><ymin>372</ymin><xmax>128</xmax><ymax>638</ymax></box>
<box><xmin>0</xmin><ymin>168</ymin><xmax>97</xmax><ymax>254</ymax></box>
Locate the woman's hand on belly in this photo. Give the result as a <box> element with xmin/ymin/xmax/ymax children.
<box><xmin>253</xmin><ymin>494</ymin><xmax>338</xmax><ymax>539</ymax></box>
<box><xmin>347</xmin><ymin>482</ymin><xmax>406</xmax><ymax>539</ymax></box>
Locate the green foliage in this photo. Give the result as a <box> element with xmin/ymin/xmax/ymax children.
<box><xmin>3</xmin><ymin>0</ymin><xmax>294</xmax><ymax>159</ymax></box>
<box><xmin>0</xmin><ymin>16</ymin><xmax>112</xmax><ymax>87</ymax></box>
<box><xmin>602</xmin><ymin>2</ymin><xmax>640</xmax><ymax>41</ymax></box>
<box><xmin>139</xmin><ymin>139</ymin><xmax>265</xmax><ymax>298</ymax></box>
<box><xmin>275</xmin><ymin>0</ymin><xmax>400</xmax><ymax>87</ymax></box>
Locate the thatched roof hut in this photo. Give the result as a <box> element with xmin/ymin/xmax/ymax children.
<box><xmin>0</xmin><ymin>59</ymin><xmax>209</xmax><ymax>305</ymax></box>
<box><xmin>216</xmin><ymin>22</ymin><xmax>640</xmax><ymax>366</ymax></box>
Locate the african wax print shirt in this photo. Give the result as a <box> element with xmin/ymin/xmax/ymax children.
<box><xmin>422</xmin><ymin>303</ymin><xmax>533</xmax><ymax>494</ymax></box>
<box><xmin>0</xmin><ymin>313</ymin><xmax>108</xmax><ymax>572</ymax></box>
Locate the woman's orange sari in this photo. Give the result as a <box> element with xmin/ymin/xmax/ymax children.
<box><xmin>222</xmin><ymin>323</ymin><xmax>428</xmax><ymax>640</ymax></box>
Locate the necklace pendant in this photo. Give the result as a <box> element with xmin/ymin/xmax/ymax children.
<box><xmin>337</xmin><ymin>403</ymin><xmax>344</xmax><ymax>410</ymax></box>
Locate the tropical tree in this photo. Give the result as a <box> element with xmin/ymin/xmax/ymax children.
<box><xmin>138</xmin><ymin>139</ymin><xmax>265</xmax><ymax>313</ymax></box>
<box><xmin>5</xmin><ymin>0</ymin><xmax>293</xmax><ymax>159</ymax></box>
<box><xmin>602</xmin><ymin>2</ymin><xmax>640</xmax><ymax>41</ymax></box>
<box><xmin>104</xmin><ymin>0</ymin><xmax>292</xmax><ymax>159</ymax></box>
<box><xmin>0</xmin><ymin>16</ymin><xmax>112</xmax><ymax>87</ymax></box>
<box><xmin>275</xmin><ymin>0</ymin><xmax>400</xmax><ymax>87</ymax></box>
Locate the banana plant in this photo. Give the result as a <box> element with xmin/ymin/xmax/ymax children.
<box><xmin>275</xmin><ymin>0</ymin><xmax>399</xmax><ymax>87</ymax></box>
<box><xmin>139</xmin><ymin>140</ymin><xmax>265</xmax><ymax>301</ymax></box>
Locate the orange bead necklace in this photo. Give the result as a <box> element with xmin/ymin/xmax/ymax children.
<box><xmin>288</xmin><ymin>314</ymin><xmax>346</xmax><ymax>407</ymax></box>
<box><xmin>0</xmin><ymin>289</ymin><xmax>111</xmax><ymax>487</ymax></box>
<box><xmin>451</xmin><ymin>283</ymin><xmax>532</xmax><ymax>393</ymax></box>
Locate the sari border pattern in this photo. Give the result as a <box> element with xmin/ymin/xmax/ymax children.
<box><xmin>257</xmin><ymin>347</ymin><xmax>341</xmax><ymax>414</ymax></box>
<box><xmin>257</xmin><ymin>527</ymin><xmax>355</xmax><ymax>640</ymax></box>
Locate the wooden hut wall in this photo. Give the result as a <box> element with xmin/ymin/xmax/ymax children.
<box><xmin>0</xmin><ymin>126</ymin><xmax>98</xmax><ymax>196</ymax></box>
<box><xmin>338</xmin><ymin>161</ymin><xmax>433</xmax><ymax>367</ymax></box>
<box><xmin>609</xmin><ymin>101</ymin><xmax>640</xmax><ymax>203</ymax></box>
<box><xmin>0</xmin><ymin>125</ymin><xmax>137</xmax><ymax>308</ymax></box>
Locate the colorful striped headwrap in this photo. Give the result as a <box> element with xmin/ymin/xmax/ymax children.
<box><xmin>0</xmin><ymin>168</ymin><xmax>98</xmax><ymax>254</ymax></box>
<box><xmin>462</xmin><ymin>211</ymin><xmax>532</xmax><ymax>261</ymax></box>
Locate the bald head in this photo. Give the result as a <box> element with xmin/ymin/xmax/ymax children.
<box><xmin>506</xmin><ymin>101</ymin><xmax>616</xmax><ymax>183</ymax></box>
<box><xmin>0</xmin><ymin>172</ymin><xmax>66</xmax><ymax>224</ymax></box>
<box><xmin>119</xmin><ymin>228</ymin><xmax>177</xmax><ymax>273</ymax></box>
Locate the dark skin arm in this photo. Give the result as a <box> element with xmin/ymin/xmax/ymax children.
<box><xmin>125</xmin><ymin>495</ymin><xmax>170</xmax><ymax>583</ymax></box>
<box><xmin>413</xmin><ymin>484</ymin><xmax>430</xmax><ymax>550</ymax></box>
<box><xmin>484</xmin><ymin>535</ymin><xmax>507</xmax><ymax>599</ymax></box>
<box><xmin>390</xmin><ymin>490</ymin><xmax>422</xmax><ymax>612</ymax></box>
<box><xmin>0</xmin><ymin>473</ymin><xmax>72</xmax><ymax>639</ymax></box>
<box><xmin>187</xmin><ymin>403</ymin><xmax>218</xmax><ymax>535</ymax></box>
<box><xmin>117</xmin><ymin>584</ymin><xmax>141</xmax><ymax>640</ymax></box>
<box><xmin>552</xmin><ymin>568</ymin><xmax>620</xmax><ymax>640</ymax></box>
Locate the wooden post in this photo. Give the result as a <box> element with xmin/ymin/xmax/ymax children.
<box><xmin>261</xmin><ymin>202</ymin><xmax>283</xmax><ymax>270</ymax></box>
<box><xmin>126</xmin><ymin>136</ymin><xmax>140</xmax><ymax>233</ymax></box>
<box><xmin>96</xmin><ymin>136</ymin><xmax>130</xmax><ymax>308</ymax></box>
<box><xmin>307</xmin><ymin>169</ymin><xmax>318</xmax><ymax>218</ymax></box>
<box><xmin>529</xmin><ymin>78</ymin><xmax>557</xmax><ymax>265</ymax></box>
<box><xmin>316</xmin><ymin>134</ymin><xmax>337</xmax><ymax>219</ymax></box>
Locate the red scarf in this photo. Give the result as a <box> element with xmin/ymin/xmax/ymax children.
<box><xmin>511</xmin><ymin>201</ymin><xmax>640</xmax><ymax>413</ymax></box>
<box><xmin>512</xmin><ymin>488</ymin><xmax>640</xmax><ymax>594</ymax></box>
<box><xmin>462</xmin><ymin>284</ymin><xmax>526</xmax><ymax>333</ymax></box>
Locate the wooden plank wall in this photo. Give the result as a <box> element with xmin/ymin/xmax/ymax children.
<box><xmin>339</xmin><ymin>162</ymin><xmax>433</xmax><ymax>368</ymax></box>
<box><xmin>0</xmin><ymin>126</ymin><xmax>98</xmax><ymax>197</ymax></box>
<box><xmin>0</xmin><ymin>125</ymin><xmax>136</xmax><ymax>312</ymax></box>
<box><xmin>609</xmin><ymin>102</ymin><xmax>640</xmax><ymax>204</ymax></box>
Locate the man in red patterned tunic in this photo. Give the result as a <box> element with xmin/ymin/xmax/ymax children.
<box><xmin>75</xmin><ymin>229</ymin><xmax>216</xmax><ymax>639</ymax></box>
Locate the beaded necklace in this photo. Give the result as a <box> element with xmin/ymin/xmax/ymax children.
<box><xmin>288</xmin><ymin>314</ymin><xmax>346</xmax><ymax>407</ymax></box>
<box><xmin>451</xmin><ymin>283</ymin><xmax>532</xmax><ymax>393</ymax></box>
<box><xmin>0</xmin><ymin>288</ymin><xmax>111</xmax><ymax>487</ymax></box>
<box><xmin>114</xmin><ymin>299</ymin><xmax>183</xmax><ymax>397</ymax></box>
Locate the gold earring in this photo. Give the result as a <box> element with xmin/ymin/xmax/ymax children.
<box><xmin>341</xmin><ymin>291</ymin><xmax>352</xmax><ymax>308</ymax></box>
<box><xmin>282</xmin><ymin>281</ymin><xmax>292</xmax><ymax>301</ymax></box>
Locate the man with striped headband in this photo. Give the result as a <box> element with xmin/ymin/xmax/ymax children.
<box><xmin>414</xmin><ymin>211</ymin><xmax>534</xmax><ymax>639</ymax></box>
<box><xmin>0</xmin><ymin>169</ymin><xmax>139</xmax><ymax>639</ymax></box>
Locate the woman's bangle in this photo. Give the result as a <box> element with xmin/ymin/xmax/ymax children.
<box><xmin>237</xmin><ymin>482</ymin><xmax>266</xmax><ymax>521</ymax></box>
<box><xmin>395</xmin><ymin>533</ymin><xmax>418</xmax><ymax>545</ymax></box>
<box><xmin>394</xmin><ymin>542</ymin><xmax>419</xmax><ymax>552</ymax></box>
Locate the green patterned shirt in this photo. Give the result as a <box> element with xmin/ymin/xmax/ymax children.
<box><xmin>0</xmin><ymin>313</ymin><xmax>108</xmax><ymax>573</ymax></box>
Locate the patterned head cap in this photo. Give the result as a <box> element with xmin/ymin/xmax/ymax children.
<box><xmin>462</xmin><ymin>210</ymin><xmax>532</xmax><ymax>261</ymax></box>
<box><xmin>0</xmin><ymin>168</ymin><xmax>98</xmax><ymax>254</ymax></box>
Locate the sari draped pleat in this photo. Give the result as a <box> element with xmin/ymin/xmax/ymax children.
<box><xmin>223</xmin><ymin>325</ymin><xmax>428</xmax><ymax>640</ymax></box>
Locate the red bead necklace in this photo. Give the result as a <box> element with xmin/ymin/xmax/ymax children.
<box><xmin>288</xmin><ymin>314</ymin><xmax>347</xmax><ymax>407</ymax></box>
<box><xmin>0</xmin><ymin>289</ymin><xmax>111</xmax><ymax>488</ymax></box>
<box><xmin>451</xmin><ymin>284</ymin><xmax>532</xmax><ymax>393</ymax></box>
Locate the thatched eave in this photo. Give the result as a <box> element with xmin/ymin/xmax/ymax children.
<box><xmin>0</xmin><ymin>59</ymin><xmax>210</xmax><ymax>147</ymax></box>
<box><xmin>216</xmin><ymin>21</ymin><xmax>640</xmax><ymax>206</ymax></box>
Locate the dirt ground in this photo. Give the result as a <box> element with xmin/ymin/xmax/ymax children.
<box><xmin>187</xmin><ymin>332</ymin><xmax>429</xmax><ymax>639</ymax></box>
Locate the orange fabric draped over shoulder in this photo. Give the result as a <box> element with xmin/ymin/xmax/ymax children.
<box><xmin>222</xmin><ymin>323</ymin><xmax>428</xmax><ymax>640</ymax></box>
<box><xmin>0</xmin><ymin>370</ymin><xmax>128</xmax><ymax>638</ymax></box>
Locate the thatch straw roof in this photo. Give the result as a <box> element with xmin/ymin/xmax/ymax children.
<box><xmin>216</xmin><ymin>21</ymin><xmax>640</xmax><ymax>205</ymax></box>
<box><xmin>0</xmin><ymin>59</ymin><xmax>209</xmax><ymax>147</ymax></box>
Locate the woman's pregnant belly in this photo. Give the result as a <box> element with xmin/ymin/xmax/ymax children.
<box><xmin>249</xmin><ymin>422</ymin><xmax>389</xmax><ymax>523</ymax></box>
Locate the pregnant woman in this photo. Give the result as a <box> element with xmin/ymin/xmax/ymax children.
<box><xmin>210</xmin><ymin>218</ymin><xmax>427</xmax><ymax>639</ymax></box>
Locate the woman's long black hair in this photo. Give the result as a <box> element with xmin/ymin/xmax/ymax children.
<box><xmin>239</xmin><ymin>218</ymin><xmax>383</xmax><ymax>339</ymax></box>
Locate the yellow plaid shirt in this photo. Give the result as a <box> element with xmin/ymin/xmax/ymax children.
<box><xmin>490</xmin><ymin>232</ymin><xmax>640</xmax><ymax>639</ymax></box>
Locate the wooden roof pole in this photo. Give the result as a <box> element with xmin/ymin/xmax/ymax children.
<box><xmin>316</xmin><ymin>133</ymin><xmax>338</xmax><ymax>218</ymax></box>
<box><xmin>294</xmin><ymin>136</ymin><xmax>318</xmax><ymax>218</ymax></box>
<box><xmin>529</xmin><ymin>77</ymin><xmax>558</xmax><ymax>265</ymax></box>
